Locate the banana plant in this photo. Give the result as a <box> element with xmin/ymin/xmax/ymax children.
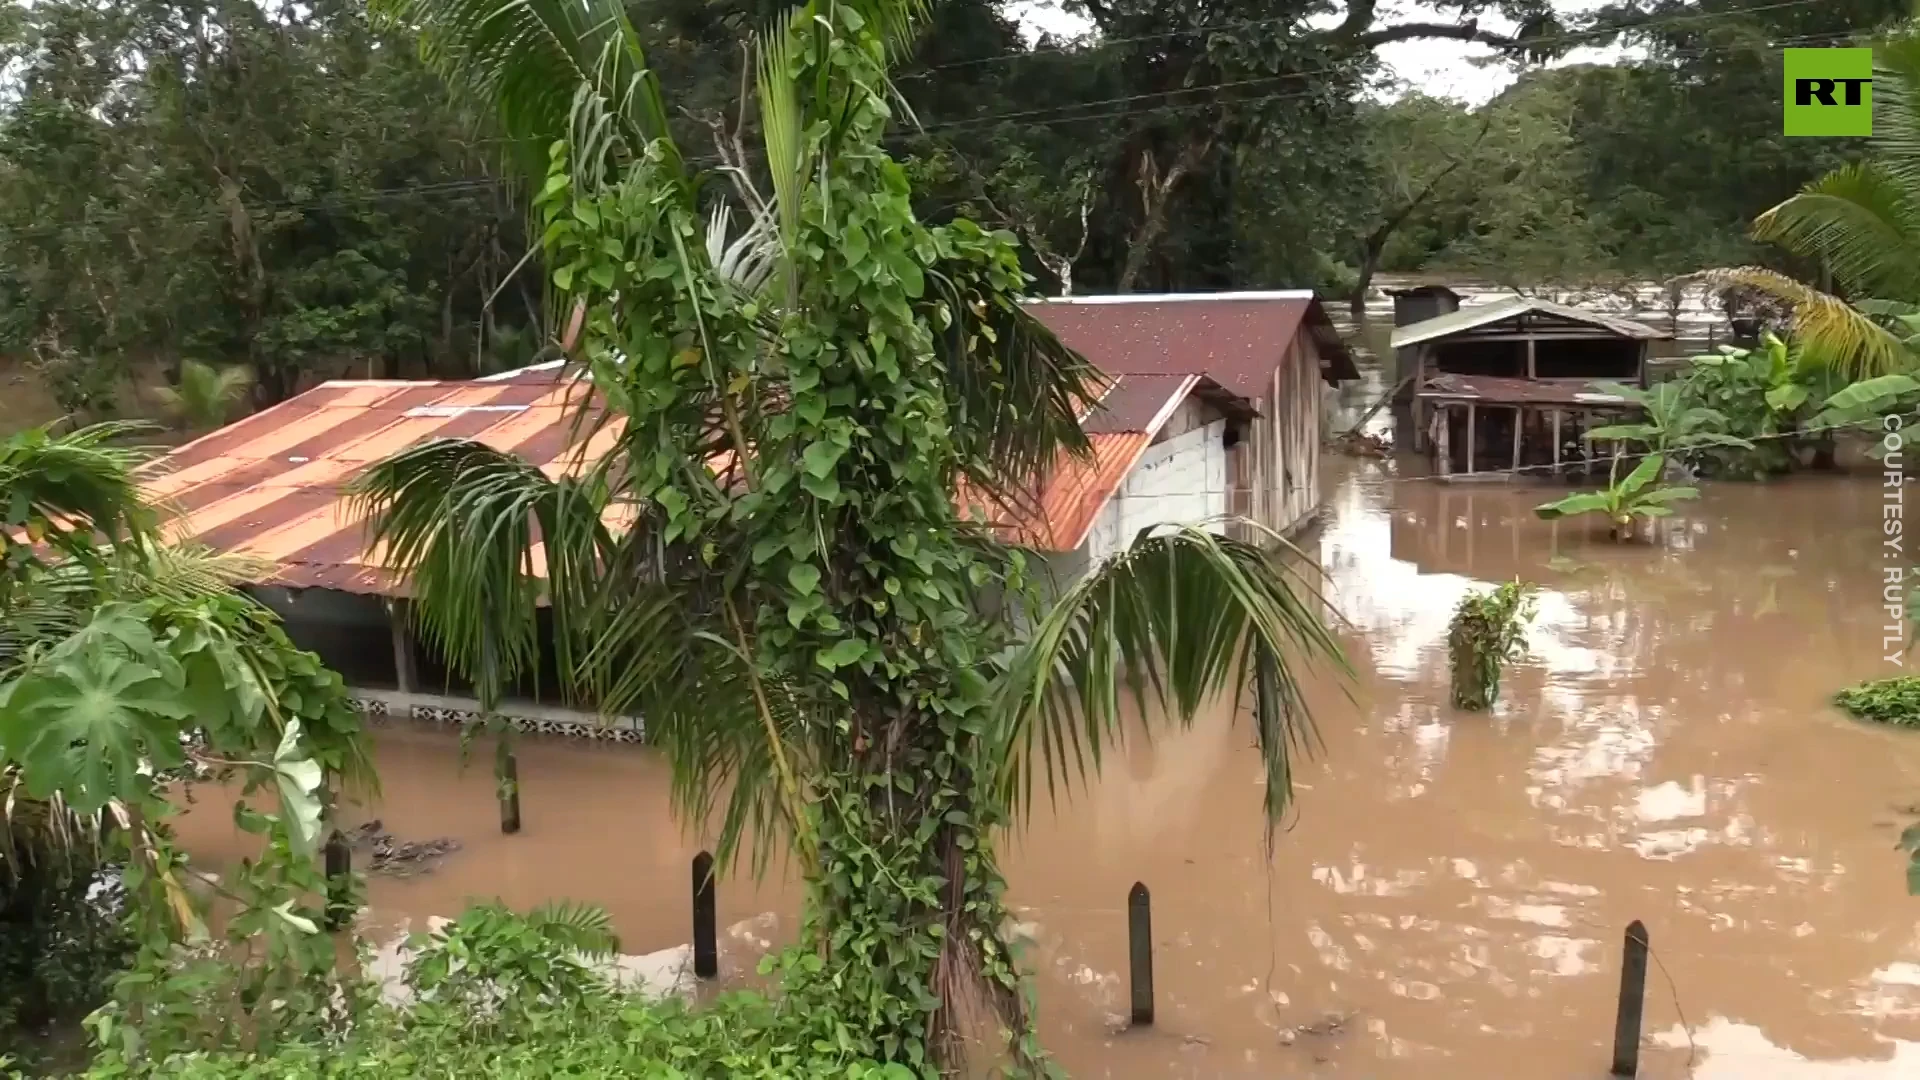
<box><xmin>1534</xmin><ymin>452</ymin><xmax>1698</xmax><ymax>541</ymax></box>
<box><xmin>1582</xmin><ymin>379</ymin><xmax>1756</xmax><ymax>461</ymax></box>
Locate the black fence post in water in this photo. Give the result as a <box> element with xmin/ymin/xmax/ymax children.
<box><xmin>1128</xmin><ymin>882</ymin><xmax>1154</xmax><ymax>1027</ymax></box>
<box><xmin>692</xmin><ymin>850</ymin><xmax>718</xmax><ymax>978</ymax></box>
<box><xmin>497</xmin><ymin>748</ymin><xmax>522</xmax><ymax>835</ymax></box>
<box><xmin>323</xmin><ymin>830</ymin><xmax>351</xmax><ymax>931</ymax></box>
<box><xmin>1611</xmin><ymin>920</ymin><xmax>1650</xmax><ymax>1077</ymax></box>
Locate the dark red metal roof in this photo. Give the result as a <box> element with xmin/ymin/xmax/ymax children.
<box><xmin>1415</xmin><ymin>374</ymin><xmax>1642</xmax><ymax>408</ymax></box>
<box><xmin>1023</xmin><ymin>293</ymin><xmax>1357</xmax><ymax>397</ymax></box>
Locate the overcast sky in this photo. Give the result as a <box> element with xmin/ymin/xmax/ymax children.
<box><xmin>1008</xmin><ymin>0</ymin><xmax>1643</xmax><ymax>105</ymax></box>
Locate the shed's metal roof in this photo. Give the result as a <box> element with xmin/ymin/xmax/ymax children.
<box><xmin>1025</xmin><ymin>292</ymin><xmax>1359</xmax><ymax>391</ymax></box>
<box><xmin>1414</xmin><ymin>374</ymin><xmax>1638</xmax><ymax>408</ymax></box>
<box><xmin>1389</xmin><ymin>296</ymin><xmax>1669</xmax><ymax>349</ymax></box>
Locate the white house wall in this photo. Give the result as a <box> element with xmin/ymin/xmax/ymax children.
<box><xmin>1084</xmin><ymin>419</ymin><xmax>1228</xmax><ymax>564</ymax></box>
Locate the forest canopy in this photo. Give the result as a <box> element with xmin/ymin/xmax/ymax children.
<box><xmin>0</xmin><ymin>0</ymin><xmax>1904</xmax><ymax>413</ymax></box>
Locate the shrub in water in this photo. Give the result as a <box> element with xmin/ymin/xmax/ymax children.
<box><xmin>1447</xmin><ymin>581</ymin><xmax>1536</xmax><ymax>711</ymax></box>
<box><xmin>1835</xmin><ymin>677</ymin><xmax>1920</xmax><ymax>727</ymax></box>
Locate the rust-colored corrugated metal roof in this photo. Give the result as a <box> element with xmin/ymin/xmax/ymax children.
<box><xmin>1023</xmin><ymin>292</ymin><xmax>1358</xmax><ymax>396</ymax></box>
<box><xmin>143</xmin><ymin>379</ymin><xmax>606</xmax><ymax>594</ymax></box>
<box><xmin>152</xmin><ymin>355</ymin><xmax>1230</xmax><ymax>593</ymax></box>
<box><xmin>977</xmin><ymin>433</ymin><xmax>1154</xmax><ymax>552</ymax></box>
<box><xmin>1415</xmin><ymin>374</ymin><xmax>1640</xmax><ymax>408</ymax></box>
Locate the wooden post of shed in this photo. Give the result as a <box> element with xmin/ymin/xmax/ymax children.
<box><xmin>1551</xmin><ymin>411</ymin><xmax>1563</xmax><ymax>476</ymax></box>
<box><xmin>1436</xmin><ymin>407</ymin><xmax>1452</xmax><ymax>477</ymax></box>
<box><xmin>385</xmin><ymin>599</ymin><xmax>417</xmax><ymax>695</ymax></box>
<box><xmin>1526</xmin><ymin>336</ymin><xmax>1537</xmax><ymax>380</ymax></box>
<box><xmin>1511</xmin><ymin>407</ymin><xmax>1524</xmax><ymax>476</ymax></box>
<box><xmin>1465</xmin><ymin>404</ymin><xmax>1477</xmax><ymax>475</ymax></box>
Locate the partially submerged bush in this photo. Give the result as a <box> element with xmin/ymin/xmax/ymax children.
<box><xmin>1447</xmin><ymin>581</ymin><xmax>1536</xmax><ymax>711</ymax></box>
<box><xmin>1835</xmin><ymin>677</ymin><xmax>1920</xmax><ymax>727</ymax></box>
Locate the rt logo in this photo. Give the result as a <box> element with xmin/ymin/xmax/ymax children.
<box><xmin>1784</xmin><ymin>47</ymin><xmax>1873</xmax><ymax>136</ymax></box>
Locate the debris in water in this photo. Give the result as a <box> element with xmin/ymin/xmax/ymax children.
<box><xmin>1327</xmin><ymin>430</ymin><xmax>1392</xmax><ymax>458</ymax></box>
<box><xmin>344</xmin><ymin>820</ymin><xmax>460</xmax><ymax>878</ymax></box>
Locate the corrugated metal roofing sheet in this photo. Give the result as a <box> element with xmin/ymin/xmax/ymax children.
<box><xmin>150</xmin><ymin>363</ymin><xmax>1218</xmax><ymax>590</ymax></box>
<box><xmin>1389</xmin><ymin>296</ymin><xmax>1669</xmax><ymax>349</ymax></box>
<box><xmin>1414</xmin><ymin>374</ymin><xmax>1638</xmax><ymax>407</ymax></box>
<box><xmin>997</xmin><ymin>433</ymin><xmax>1155</xmax><ymax>552</ymax></box>
<box><xmin>1082</xmin><ymin>373</ymin><xmax>1199</xmax><ymax>434</ymax></box>
<box><xmin>143</xmin><ymin>379</ymin><xmax>605</xmax><ymax>594</ymax></box>
<box><xmin>1024</xmin><ymin>293</ymin><xmax>1357</xmax><ymax>395</ymax></box>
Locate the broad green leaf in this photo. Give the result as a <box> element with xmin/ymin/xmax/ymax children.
<box><xmin>1765</xmin><ymin>383</ymin><xmax>1810</xmax><ymax>413</ymax></box>
<box><xmin>1584</xmin><ymin>424</ymin><xmax>1659</xmax><ymax>443</ymax></box>
<box><xmin>1820</xmin><ymin>374</ymin><xmax>1920</xmax><ymax>421</ymax></box>
<box><xmin>788</xmin><ymin>563</ymin><xmax>821</xmax><ymax>594</ymax></box>
<box><xmin>272</xmin><ymin>718</ymin><xmax>325</xmax><ymax>856</ymax></box>
<box><xmin>1534</xmin><ymin>492</ymin><xmax>1613</xmax><ymax>520</ymax></box>
<box><xmin>801</xmin><ymin>441</ymin><xmax>842</xmax><ymax>478</ymax></box>
<box><xmin>815</xmin><ymin>638</ymin><xmax>867</xmax><ymax>671</ymax></box>
<box><xmin>1616</xmin><ymin>453</ymin><xmax>1664</xmax><ymax>496</ymax></box>
<box><xmin>1635</xmin><ymin>486</ymin><xmax>1699</xmax><ymax>505</ymax></box>
<box><xmin>270</xmin><ymin>900</ymin><xmax>320</xmax><ymax>936</ymax></box>
<box><xmin>0</xmin><ymin>612</ymin><xmax>192</xmax><ymax>814</ymax></box>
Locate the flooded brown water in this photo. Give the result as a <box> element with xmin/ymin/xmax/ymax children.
<box><xmin>175</xmin><ymin>461</ymin><xmax>1920</xmax><ymax>1078</ymax></box>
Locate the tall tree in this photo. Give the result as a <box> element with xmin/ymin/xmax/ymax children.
<box><xmin>356</xmin><ymin>0</ymin><xmax>1347</xmax><ymax>1069</ymax></box>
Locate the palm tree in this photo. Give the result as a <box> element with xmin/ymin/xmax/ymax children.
<box><xmin>151</xmin><ymin>360</ymin><xmax>253</xmax><ymax>432</ymax></box>
<box><xmin>1707</xmin><ymin>32</ymin><xmax>1920</xmax><ymax>378</ymax></box>
<box><xmin>357</xmin><ymin>0</ymin><xmax>1349</xmax><ymax>1067</ymax></box>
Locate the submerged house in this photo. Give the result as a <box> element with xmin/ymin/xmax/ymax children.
<box><xmin>141</xmin><ymin>291</ymin><xmax>1355</xmax><ymax>730</ymax></box>
<box><xmin>1025</xmin><ymin>291</ymin><xmax>1357</xmax><ymax>541</ymax></box>
<box><xmin>1390</xmin><ymin>296</ymin><xmax>1668</xmax><ymax>481</ymax></box>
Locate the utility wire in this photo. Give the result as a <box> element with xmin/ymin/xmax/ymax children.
<box><xmin>895</xmin><ymin>0</ymin><xmax>1846</xmax><ymax>82</ymax></box>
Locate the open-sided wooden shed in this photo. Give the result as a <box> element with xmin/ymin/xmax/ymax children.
<box><xmin>1391</xmin><ymin>297</ymin><xmax>1667</xmax><ymax>481</ymax></box>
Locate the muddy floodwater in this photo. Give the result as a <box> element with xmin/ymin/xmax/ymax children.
<box><xmin>176</xmin><ymin>462</ymin><xmax>1920</xmax><ymax>1078</ymax></box>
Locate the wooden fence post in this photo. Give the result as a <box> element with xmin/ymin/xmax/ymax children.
<box><xmin>1611</xmin><ymin>920</ymin><xmax>1649</xmax><ymax>1077</ymax></box>
<box><xmin>1128</xmin><ymin>882</ymin><xmax>1154</xmax><ymax>1026</ymax></box>
<box><xmin>497</xmin><ymin>739</ymin><xmax>521</xmax><ymax>835</ymax></box>
<box><xmin>692</xmin><ymin>850</ymin><xmax>718</xmax><ymax>978</ymax></box>
<box><xmin>323</xmin><ymin>829</ymin><xmax>352</xmax><ymax>931</ymax></box>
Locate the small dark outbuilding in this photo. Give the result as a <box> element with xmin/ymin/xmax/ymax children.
<box><xmin>1391</xmin><ymin>297</ymin><xmax>1669</xmax><ymax>481</ymax></box>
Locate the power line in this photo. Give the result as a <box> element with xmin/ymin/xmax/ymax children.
<box><xmin>896</xmin><ymin>0</ymin><xmax>1847</xmax><ymax>82</ymax></box>
<box><xmin>901</xmin><ymin>27</ymin><xmax>1858</xmax><ymax>138</ymax></box>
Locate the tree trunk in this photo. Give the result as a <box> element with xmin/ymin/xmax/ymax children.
<box><xmin>1116</xmin><ymin>131</ymin><xmax>1216</xmax><ymax>294</ymax></box>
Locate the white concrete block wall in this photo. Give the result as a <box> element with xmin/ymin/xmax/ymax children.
<box><xmin>1081</xmin><ymin>420</ymin><xmax>1228</xmax><ymax>568</ymax></box>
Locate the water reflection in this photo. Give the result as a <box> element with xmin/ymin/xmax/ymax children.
<box><xmin>173</xmin><ymin>458</ymin><xmax>1920</xmax><ymax>1078</ymax></box>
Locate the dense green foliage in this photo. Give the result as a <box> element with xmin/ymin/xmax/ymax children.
<box><xmin>0</xmin><ymin>0</ymin><xmax>1909</xmax><ymax>419</ymax></box>
<box><xmin>49</xmin><ymin>903</ymin><xmax>906</xmax><ymax>1080</ymax></box>
<box><xmin>1835</xmin><ymin>676</ymin><xmax>1920</xmax><ymax>727</ymax></box>
<box><xmin>0</xmin><ymin>422</ymin><xmax>375</xmax><ymax>1061</ymax></box>
<box><xmin>1446</xmin><ymin>581</ymin><xmax>1535</xmax><ymax>711</ymax></box>
<box><xmin>1715</xmin><ymin>23</ymin><xmax>1920</xmax><ymax>378</ymax></box>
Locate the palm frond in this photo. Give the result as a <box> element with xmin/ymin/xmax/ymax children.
<box><xmin>371</xmin><ymin>0</ymin><xmax>676</xmax><ymax>186</ymax></box>
<box><xmin>566</xmin><ymin>564</ymin><xmax>815</xmax><ymax>877</ymax></box>
<box><xmin>349</xmin><ymin>438</ymin><xmax>614</xmax><ymax>710</ymax></box>
<box><xmin>152</xmin><ymin>360</ymin><xmax>252</xmax><ymax>430</ymax></box>
<box><xmin>526</xmin><ymin>899</ymin><xmax>620</xmax><ymax>956</ymax></box>
<box><xmin>0</xmin><ymin>421</ymin><xmax>158</xmax><ymax>574</ymax></box>
<box><xmin>1753</xmin><ymin>163</ymin><xmax>1920</xmax><ymax>300</ymax></box>
<box><xmin>1872</xmin><ymin>33</ymin><xmax>1920</xmax><ymax>196</ymax></box>
<box><xmin>991</xmin><ymin>524</ymin><xmax>1350</xmax><ymax>835</ymax></box>
<box><xmin>932</xmin><ymin>267</ymin><xmax>1102</xmax><ymax>507</ymax></box>
<box><xmin>1698</xmin><ymin>267</ymin><xmax>1911</xmax><ymax>379</ymax></box>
